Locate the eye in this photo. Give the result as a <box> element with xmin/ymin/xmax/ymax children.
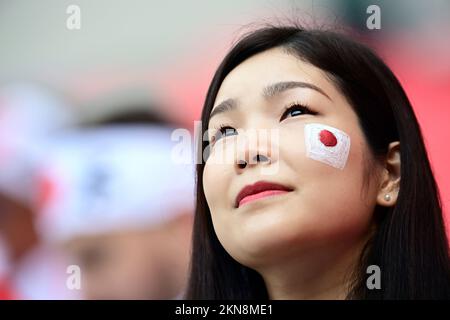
<box><xmin>211</xmin><ymin>125</ymin><xmax>237</xmax><ymax>144</ymax></box>
<box><xmin>280</xmin><ymin>103</ymin><xmax>317</xmax><ymax>121</ymax></box>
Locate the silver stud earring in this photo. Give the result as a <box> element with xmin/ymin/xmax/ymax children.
<box><xmin>384</xmin><ymin>194</ymin><xmax>391</xmax><ymax>201</ymax></box>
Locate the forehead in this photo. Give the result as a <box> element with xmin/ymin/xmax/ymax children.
<box><xmin>214</xmin><ymin>47</ymin><xmax>337</xmax><ymax>105</ymax></box>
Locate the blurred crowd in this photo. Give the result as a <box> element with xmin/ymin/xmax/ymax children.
<box><xmin>0</xmin><ymin>83</ymin><xmax>195</xmax><ymax>299</ymax></box>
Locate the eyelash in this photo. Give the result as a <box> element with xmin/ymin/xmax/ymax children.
<box><xmin>280</xmin><ymin>102</ymin><xmax>318</xmax><ymax>120</ymax></box>
<box><xmin>210</xmin><ymin>124</ymin><xmax>236</xmax><ymax>145</ymax></box>
<box><xmin>210</xmin><ymin>102</ymin><xmax>317</xmax><ymax>144</ymax></box>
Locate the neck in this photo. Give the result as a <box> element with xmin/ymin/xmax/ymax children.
<box><xmin>258</xmin><ymin>235</ymin><xmax>369</xmax><ymax>300</ymax></box>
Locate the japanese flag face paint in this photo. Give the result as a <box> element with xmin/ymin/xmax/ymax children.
<box><xmin>304</xmin><ymin>123</ymin><xmax>351</xmax><ymax>170</ymax></box>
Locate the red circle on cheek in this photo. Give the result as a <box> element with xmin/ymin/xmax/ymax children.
<box><xmin>319</xmin><ymin>129</ymin><xmax>338</xmax><ymax>147</ymax></box>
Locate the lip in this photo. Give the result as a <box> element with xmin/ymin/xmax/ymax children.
<box><xmin>235</xmin><ymin>181</ymin><xmax>294</xmax><ymax>208</ymax></box>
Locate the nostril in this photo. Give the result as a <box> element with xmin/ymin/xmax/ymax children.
<box><xmin>237</xmin><ymin>160</ymin><xmax>247</xmax><ymax>169</ymax></box>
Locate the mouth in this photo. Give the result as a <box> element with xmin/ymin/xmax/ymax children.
<box><xmin>235</xmin><ymin>180</ymin><xmax>294</xmax><ymax>208</ymax></box>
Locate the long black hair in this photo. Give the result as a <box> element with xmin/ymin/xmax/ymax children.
<box><xmin>186</xmin><ymin>25</ymin><xmax>450</xmax><ymax>299</ymax></box>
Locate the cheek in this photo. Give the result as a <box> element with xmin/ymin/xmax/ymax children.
<box><xmin>281</xmin><ymin>123</ymin><xmax>375</xmax><ymax>240</ymax></box>
<box><xmin>203</xmin><ymin>157</ymin><xmax>233</xmax><ymax>212</ymax></box>
<box><xmin>203</xmin><ymin>162</ymin><xmax>240</xmax><ymax>260</ymax></box>
<box><xmin>304</xmin><ymin>123</ymin><xmax>351</xmax><ymax>170</ymax></box>
<box><xmin>281</xmin><ymin>122</ymin><xmax>352</xmax><ymax>172</ymax></box>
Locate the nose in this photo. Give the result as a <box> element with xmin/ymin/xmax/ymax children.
<box><xmin>237</xmin><ymin>154</ymin><xmax>270</xmax><ymax>169</ymax></box>
<box><xmin>234</xmin><ymin>129</ymin><xmax>276</xmax><ymax>171</ymax></box>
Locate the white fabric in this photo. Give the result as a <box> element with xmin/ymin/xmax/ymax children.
<box><xmin>0</xmin><ymin>83</ymin><xmax>74</xmax><ymax>205</ymax></box>
<box><xmin>36</xmin><ymin>125</ymin><xmax>195</xmax><ymax>243</ymax></box>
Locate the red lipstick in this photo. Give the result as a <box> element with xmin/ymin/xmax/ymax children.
<box><xmin>235</xmin><ymin>181</ymin><xmax>293</xmax><ymax>208</ymax></box>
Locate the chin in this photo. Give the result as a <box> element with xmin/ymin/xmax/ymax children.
<box><xmin>223</xmin><ymin>230</ymin><xmax>296</xmax><ymax>268</ymax></box>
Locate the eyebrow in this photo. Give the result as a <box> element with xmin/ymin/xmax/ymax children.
<box><xmin>209</xmin><ymin>81</ymin><xmax>331</xmax><ymax>120</ymax></box>
<box><xmin>263</xmin><ymin>81</ymin><xmax>331</xmax><ymax>100</ymax></box>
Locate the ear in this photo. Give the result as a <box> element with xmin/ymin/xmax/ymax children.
<box><xmin>376</xmin><ymin>141</ymin><xmax>401</xmax><ymax>207</ymax></box>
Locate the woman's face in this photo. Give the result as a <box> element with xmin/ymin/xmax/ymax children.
<box><xmin>203</xmin><ymin>48</ymin><xmax>381</xmax><ymax>269</ymax></box>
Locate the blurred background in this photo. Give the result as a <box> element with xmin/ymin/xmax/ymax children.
<box><xmin>0</xmin><ymin>0</ymin><xmax>449</xmax><ymax>299</ymax></box>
